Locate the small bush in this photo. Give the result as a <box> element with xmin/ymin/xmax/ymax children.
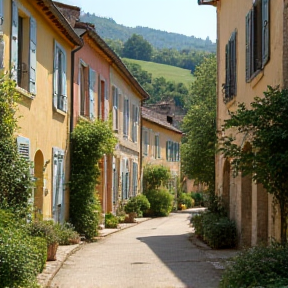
<box><xmin>105</xmin><ymin>213</ymin><xmax>119</xmax><ymax>228</ymax></box>
<box><xmin>145</xmin><ymin>188</ymin><xmax>173</xmax><ymax>217</ymax></box>
<box><xmin>54</xmin><ymin>222</ymin><xmax>80</xmax><ymax>245</ymax></box>
<box><xmin>220</xmin><ymin>244</ymin><xmax>288</xmax><ymax>288</ymax></box>
<box><xmin>124</xmin><ymin>194</ymin><xmax>150</xmax><ymax>217</ymax></box>
<box><xmin>0</xmin><ymin>209</ymin><xmax>47</xmax><ymax>288</ymax></box>
<box><xmin>191</xmin><ymin>211</ymin><xmax>236</xmax><ymax>249</ymax></box>
<box><xmin>178</xmin><ymin>193</ymin><xmax>194</xmax><ymax>209</ymax></box>
<box><xmin>191</xmin><ymin>192</ymin><xmax>204</xmax><ymax>206</ymax></box>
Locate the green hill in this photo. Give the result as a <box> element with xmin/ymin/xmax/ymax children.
<box><xmin>80</xmin><ymin>13</ymin><xmax>216</xmax><ymax>53</ymax></box>
<box><xmin>123</xmin><ymin>58</ymin><xmax>195</xmax><ymax>87</ymax></box>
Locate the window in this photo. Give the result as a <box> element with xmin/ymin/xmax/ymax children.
<box><xmin>166</xmin><ymin>140</ymin><xmax>180</xmax><ymax>162</ymax></box>
<box><xmin>17</xmin><ymin>136</ymin><xmax>30</xmax><ymax>160</ymax></box>
<box><xmin>246</xmin><ymin>0</ymin><xmax>270</xmax><ymax>82</ymax></box>
<box><xmin>123</xmin><ymin>98</ymin><xmax>129</xmax><ymax>137</ymax></box>
<box><xmin>132</xmin><ymin>104</ymin><xmax>139</xmax><ymax>142</ymax></box>
<box><xmin>52</xmin><ymin>147</ymin><xmax>65</xmax><ymax>223</ymax></box>
<box><xmin>80</xmin><ymin>62</ymin><xmax>88</xmax><ymax>116</ymax></box>
<box><xmin>98</xmin><ymin>78</ymin><xmax>105</xmax><ymax>120</ymax></box>
<box><xmin>224</xmin><ymin>31</ymin><xmax>237</xmax><ymax>102</ymax></box>
<box><xmin>89</xmin><ymin>68</ymin><xmax>96</xmax><ymax>119</ymax></box>
<box><xmin>122</xmin><ymin>159</ymin><xmax>129</xmax><ymax>200</ymax></box>
<box><xmin>155</xmin><ymin>135</ymin><xmax>160</xmax><ymax>158</ymax></box>
<box><xmin>132</xmin><ymin>162</ymin><xmax>138</xmax><ymax>196</ymax></box>
<box><xmin>112</xmin><ymin>86</ymin><xmax>119</xmax><ymax>131</ymax></box>
<box><xmin>53</xmin><ymin>42</ymin><xmax>67</xmax><ymax>112</ymax></box>
<box><xmin>11</xmin><ymin>0</ymin><xmax>36</xmax><ymax>94</ymax></box>
<box><xmin>143</xmin><ymin>129</ymin><xmax>149</xmax><ymax>156</ymax></box>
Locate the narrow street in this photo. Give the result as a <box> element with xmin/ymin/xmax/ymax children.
<box><xmin>50</xmin><ymin>211</ymin><xmax>235</xmax><ymax>288</ymax></box>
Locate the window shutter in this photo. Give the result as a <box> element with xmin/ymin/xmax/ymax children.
<box><xmin>0</xmin><ymin>0</ymin><xmax>3</xmax><ymax>32</ymax></box>
<box><xmin>225</xmin><ymin>43</ymin><xmax>230</xmax><ymax>98</ymax></box>
<box><xmin>133</xmin><ymin>162</ymin><xmax>138</xmax><ymax>196</ymax></box>
<box><xmin>166</xmin><ymin>141</ymin><xmax>169</xmax><ymax>161</ymax></box>
<box><xmin>61</xmin><ymin>50</ymin><xmax>67</xmax><ymax>112</ymax></box>
<box><xmin>246</xmin><ymin>11</ymin><xmax>252</xmax><ymax>82</ymax></box>
<box><xmin>112</xmin><ymin>86</ymin><xmax>116</xmax><ymax>129</ymax></box>
<box><xmin>89</xmin><ymin>68</ymin><xmax>96</xmax><ymax>119</ymax></box>
<box><xmin>53</xmin><ymin>45</ymin><xmax>59</xmax><ymax>109</ymax></box>
<box><xmin>52</xmin><ymin>147</ymin><xmax>65</xmax><ymax>222</ymax></box>
<box><xmin>122</xmin><ymin>159</ymin><xmax>126</xmax><ymax>200</ymax></box>
<box><xmin>262</xmin><ymin>0</ymin><xmax>269</xmax><ymax>67</ymax></box>
<box><xmin>11</xmin><ymin>0</ymin><xmax>18</xmax><ymax>81</ymax></box>
<box><xmin>29</xmin><ymin>17</ymin><xmax>37</xmax><ymax>95</ymax></box>
<box><xmin>17</xmin><ymin>136</ymin><xmax>30</xmax><ymax>160</ymax></box>
<box><xmin>134</xmin><ymin>106</ymin><xmax>139</xmax><ymax>143</ymax></box>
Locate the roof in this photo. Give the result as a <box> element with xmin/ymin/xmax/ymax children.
<box><xmin>141</xmin><ymin>107</ymin><xmax>183</xmax><ymax>134</ymax></box>
<box><xmin>75</xmin><ymin>22</ymin><xmax>149</xmax><ymax>100</ymax></box>
<box><xmin>34</xmin><ymin>0</ymin><xmax>82</xmax><ymax>46</ymax></box>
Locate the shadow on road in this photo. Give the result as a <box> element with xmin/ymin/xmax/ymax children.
<box><xmin>136</xmin><ymin>233</ymin><xmax>222</xmax><ymax>288</ymax></box>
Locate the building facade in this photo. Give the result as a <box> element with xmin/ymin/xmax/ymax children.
<box><xmin>1</xmin><ymin>0</ymin><xmax>82</xmax><ymax>221</ymax></box>
<box><xmin>141</xmin><ymin>107</ymin><xmax>182</xmax><ymax>192</ymax></box>
<box><xmin>199</xmin><ymin>0</ymin><xmax>286</xmax><ymax>245</ymax></box>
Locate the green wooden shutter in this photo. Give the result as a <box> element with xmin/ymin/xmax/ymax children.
<box><xmin>89</xmin><ymin>68</ymin><xmax>96</xmax><ymax>119</ymax></box>
<box><xmin>166</xmin><ymin>141</ymin><xmax>169</xmax><ymax>160</ymax></box>
<box><xmin>225</xmin><ymin>43</ymin><xmax>230</xmax><ymax>99</ymax></box>
<box><xmin>246</xmin><ymin>11</ymin><xmax>252</xmax><ymax>82</ymax></box>
<box><xmin>262</xmin><ymin>0</ymin><xmax>269</xmax><ymax>67</ymax></box>
<box><xmin>0</xmin><ymin>0</ymin><xmax>4</xmax><ymax>32</ymax></box>
<box><xmin>230</xmin><ymin>31</ymin><xmax>237</xmax><ymax>97</ymax></box>
<box><xmin>29</xmin><ymin>17</ymin><xmax>37</xmax><ymax>95</ymax></box>
<box><xmin>11</xmin><ymin>0</ymin><xmax>18</xmax><ymax>81</ymax></box>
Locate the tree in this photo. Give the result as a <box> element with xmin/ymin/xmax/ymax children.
<box><xmin>122</xmin><ymin>34</ymin><xmax>153</xmax><ymax>61</ymax></box>
<box><xmin>220</xmin><ymin>87</ymin><xmax>288</xmax><ymax>244</ymax></box>
<box><xmin>181</xmin><ymin>55</ymin><xmax>217</xmax><ymax>189</ymax></box>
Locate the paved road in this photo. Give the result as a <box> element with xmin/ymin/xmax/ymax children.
<box><xmin>50</xmin><ymin>212</ymin><xmax>227</xmax><ymax>288</ymax></box>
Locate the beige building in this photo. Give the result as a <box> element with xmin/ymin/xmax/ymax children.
<box><xmin>199</xmin><ymin>0</ymin><xmax>286</xmax><ymax>245</ymax></box>
<box><xmin>1</xmin><ymin>0</ymin><xmax>82</xmax><ymax>221</ymax></box>
<box><xmin>141</xmin><ymin>107</ymin><xmax>182</xmax><ymax>192</ymax></box>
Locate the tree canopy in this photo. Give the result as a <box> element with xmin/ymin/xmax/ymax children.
<box><xmin>220</xmin><ymin>87</ymin><xmax>288</xmax><ymax>243</ymax></box>
<box><xmin>181</xmin><ymin>55</ymin><xmax>217</xmax><ymax>188</ymax></box>
<box><xmin>122</xmin><ymin>34</ymin><xmax>153</xmax><ymax>61</ymax></box>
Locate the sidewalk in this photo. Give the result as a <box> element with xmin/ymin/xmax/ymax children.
<box><xmin>37</xmin><ymin>217</ymin><xmax>151</xmax><ymax>288</ymax></box>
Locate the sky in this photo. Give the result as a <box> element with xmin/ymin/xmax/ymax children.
<box><xmin>58</xmin><ymin>0</ymin><xmax>217</xmax><ymax>42</ymax></box>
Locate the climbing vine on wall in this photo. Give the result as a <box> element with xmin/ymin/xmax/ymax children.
<box><xmin>69</xmin><ymin>119</ymin><xmax>117</xmax><ymax>239</ymax></box>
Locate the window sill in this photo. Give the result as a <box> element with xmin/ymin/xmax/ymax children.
<box><xmin>250</xmin><ymin>70</ymin><xmax>264</xmax><ymax>88</ymax></box>
<box><xmin>225</xmin><ymin>97</ymin><xmax>236</xmax><ymax>109</ymax></box>
<box><xmin>16</xmin><ymin>86</ymin><xmax>35</xmax><ymax>100</ymax></box>
<box><xmin>79</xmin><ymin>115</ymin><xmax>90</xmax><ymax>122</ymax></box>
<box><xmin>54</xmin><ymin>108</ymin><xmax>67</xmax><ymax>117</ymax></box>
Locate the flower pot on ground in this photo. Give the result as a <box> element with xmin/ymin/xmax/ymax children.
<box><xmin>47</xmin><ymin>242</ymin><xmax>59</xmax><ymax>261</ymax></box>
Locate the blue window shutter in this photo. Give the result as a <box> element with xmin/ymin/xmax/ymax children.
<box><xmin>52</xmin><ymin>147</ymin><xmax>65</xmax><ymax>223</ymax></box>
<box><xmin>262</xmin><ymin>0</ymin><xmax>269</xmax><ymax>67</ymax></box>
<box><xmin>61</xmin><ymin>49</ymin><xmax>67</xmax><ymax>112</ymax></box>
<box><xmin>11</xmin><ymin>0</ymin><xmax>18</xmax><ymax>81</ymax></box>
<box><xmin>29</xmin><ymin>17</ymin><xmax>37</xmax><ymax>95</ymax></box>
<box><xmin>53</xmin><ymin>45</ymin><xmax>59</xmax><ymax>109</ymax></box>
<box><xmin>89</xmin><ymin>68</ymin><xmax>96</xmax><ymax>119</ymax></box>
<box><xmin>17</xmin><ymin>136</ymin><xmax>30</xmax><ymax>160</ymax></box>
<box><xmin>246</xmin><ymin>11</ymin><xmax>252</xmax><ymax>82</ymax></box>
<box><xmin>0</xmin><ymin>0</ymin><xmax>4</xmax><ymax>32</ymax></box>
<box><xmin>122</xmin><ymin>159</ymin><xmax>126</xmax><ymax>200</ymax></box>
<box><xmin>133</xmin><ymin>162</ymin><xmax>138</xmax><ymax>196</ymax></box>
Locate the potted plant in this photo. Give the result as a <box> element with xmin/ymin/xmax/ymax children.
<box><xmin>28</xmin><ymin>220</ymin><xmax>60</xmax><ymax>261</ymax></box>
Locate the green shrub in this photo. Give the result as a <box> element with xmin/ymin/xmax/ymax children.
<box><xmin>220</xmin><ymin>244</ymin><xmax>288</xmax><ymax>288</ymax></box>
<box><xmin>124</xmin><ymin>194</ymin><xmax>150</xmax><ymax>217</ymax></box>
<box><xmin>143</xmin><ymin>165</ymin><xmax>171</xmax><ymax>191</ymax></box>
<box><xmin>54</xmin><ymin>222</ymin><xmax>80</xmax><ymax>245</ymax></box>
<box><xmin>191</xmin><ymin>192</ymin><xmax>204</xmax><ymax>206</ymax></box>
<box><xmin>190</xmin><ymin>212</ymin><xmax>204</xmax><ymax>236</ymax></box>
<box><xmin>0</xmin><ymin>209</ymin><xmax>47</xmax><ymax>288</ymax></box>
<box><xmin>191</xmin><ymin>211</ymin><xmax>236</xmax><ymax>249</ymax></box>
<box><xmin>178</xmin><ymin>193</ymin><xmax>194</xmax><ymax>209</ymax></box>
<box><xmin>145</xmin><ymin>188</ymin><xmax>173</xmax><ymax>217</ymax></box>
<box><xmin>28</xmin><ymin>220</ymin><xmax>59</xmax><ymax>246</ymax></box>
<box><xmin>105</xmin><ymin>213</ymin><xmax>119</xmax><ymax>228</ymax></box>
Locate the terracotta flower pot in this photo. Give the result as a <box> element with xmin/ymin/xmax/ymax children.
<box><xmin>47</xmin><ymin>243</ymin><xmax>59</xmax><ymax>261</ymax></box>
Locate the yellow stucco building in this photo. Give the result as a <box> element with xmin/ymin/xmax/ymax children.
<box><xmin>1</xmin><ymin>0</ymin><xmax>82</xmax><ymax>221</ymax></box>
<box><xmin>141</xmin><ymin>107</ymin><xmax>182</xmax><ymax>192</ymax></box>
<box><xmin>199</xmin><ymin>0</ymin><xmax>286</xmax><ymax>245</ymax></box>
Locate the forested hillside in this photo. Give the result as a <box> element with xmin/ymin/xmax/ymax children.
<box><xmin>80</xmin><ymin>13</ymin><xmax>216</xmax><ymax>52</ymax></box>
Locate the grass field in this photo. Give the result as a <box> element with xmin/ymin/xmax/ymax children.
<box><xmin>122</xmin><ymin>58</ymin><xmax>195</xmax><ymax>88</ymax></box>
